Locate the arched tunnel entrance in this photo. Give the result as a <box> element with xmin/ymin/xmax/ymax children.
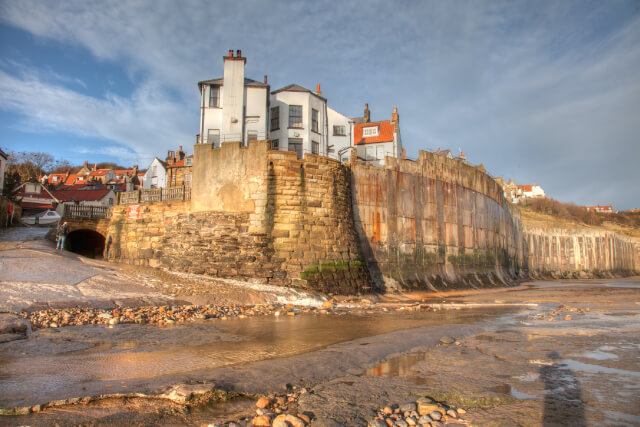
<box><xmin>66</xmin><ymin>229</ymin><xmax>106</xmax><ymax>258</ymax></box>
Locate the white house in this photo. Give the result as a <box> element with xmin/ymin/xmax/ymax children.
<box><xmin>197</xmin><ymin>50</ymin><xmax>404</xmax><ymax>163</ymax></box>
<box><xmin>353</xmin><ymin>105</ymin><xmax>403</xmax><ymax>166</ymax></box>
<box><xmin>142</xmin><ymin>158</ymin><xmax>168</xmax><ymax>189</ymax></box>
<box><xmin>517</xmin><ymin>184</ymin><xmax>546</xmax><ymax>200</ymax></box>
<box><xmin>198</xmin><ymin>49</ymin><xmax>269</xmax><ymax>147</ymax></box>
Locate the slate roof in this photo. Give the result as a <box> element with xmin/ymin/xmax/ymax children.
<box><xmin>198</xmin><ymin>77</ymin><xmax>268</xmax><ymax>88</ymax></box>
<box><xmin>271</xmin><ymin>84</ymin><xmax>327</xmax><ymax>101</ymax></box>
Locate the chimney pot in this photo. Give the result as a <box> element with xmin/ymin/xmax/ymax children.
<box><xmin>264</xmin><ymin>75</ymin><xmax>268</xmax><ymax>84</ymax></box>
<box><xmin>179</xmin><ymin>145</ymin><xmax>182</xmax><ymax>151</ymax></box>
<box><xmin>237</xmin><ymin>49</ymin><xmax>242</xmax><ymax>57</ymax></box>
<box><xmin>228</xmin><ymin>49</ymin><xmax>233</xmax><ymax>57</ymax></box>
<box><xmin>316</xmin><ymin>83</ymin><xmax>322</xmax><ymax>95</ymax></box>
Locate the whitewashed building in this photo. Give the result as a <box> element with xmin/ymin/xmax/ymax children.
<box><xmin>197</xmin><ymin>50</ymin><xmax>404</xmax><ymax>162</ymax></box>
<box><xmin>142</xmin><ymin>158</ymin><xmax>168</xmax><ymax>189</ymax></box>
<box><xmin>353</xmin><ymin>105</ymin><xmax>403</xmax><ymax>166</ymax></box>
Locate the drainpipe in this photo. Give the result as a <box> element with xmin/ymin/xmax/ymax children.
<box><xmin>200</xmin><ymin>84</ymin><xmax>205</xmax><ymax>144</ymax></box>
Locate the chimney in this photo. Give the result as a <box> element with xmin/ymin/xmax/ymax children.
<box><xmin>228</xmin><ymin>49</ymin><xmax>234</xmax><ymax>57</ymax></box>
<box><xmin>93</xmin><ymin>163</ymin><xmax>97</xmax><ymax>171</ymax></box>
<box><xmin>391</xmin><ymin>106</ymin><xmax>399</xmax><ymax>132</ymax></box>
<box><xmin>264</xmin><ymin>75</ymin><xmax>268</xmax><ymax>84</ymax></box>
<box><xmin>236</xmin><ymin>49</ymin><xmax>242</xmax><ymax>57</ymax></box>
<box><xmin>364</xmin><ymin>104</ymin><xmax>370</xmax><ymax>123</ymax></box>
<box><xmin>316</xmin><ymin>83</ymin><xmax>322</xmax><ymax>96</ymax></box>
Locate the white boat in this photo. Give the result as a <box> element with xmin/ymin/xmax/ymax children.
<box><xmin>20</xmin><ymin>210</ymin><xmax>62</xmax><ymax>226</ymax></box>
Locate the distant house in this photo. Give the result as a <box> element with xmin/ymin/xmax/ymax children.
<box><xmin>586</xmin><ymin>205</ymin><xmax>614</xmax><ymax>214</ymax></box>
<box><xmin>88</xmin><ymin>168</ymin><xmax>115</xmax><ymax>184</ymax></box>
<box><xmin>52</xmin><ymin>187</ymin><xmax>115</xmax><ymax>216</ymax></box>
<box><xmin>433</xmin><ymin>148</ymin><xmax>454</xmax><ymax>160</ymax></box>
<box><xmin>142</xmin><ymin>158</ymin><xmax>168</xmax><ymax>189</ymax></box>
<box><xmin>0</xmin><ymin>148</ymin><xmax>7</xmax><ymax>193</ymax></box>
<box><xmin>517</xmin><ymin>184</ymin><xmax>546</xmax><ymax>200</ymax></box>
<box><xmin>166</xmin><ymin>146</ymin><xmax>193</xmax><ymax>187</ymax></box>
<box><xmin>13</xmin><ymin>182</ymin><xmax>59</xmax><ymax>214</ymax></box>
<box><xmin>353</xmin><ymin>105</ymin><xmax>403</xmax><ymax>166</ymax></box>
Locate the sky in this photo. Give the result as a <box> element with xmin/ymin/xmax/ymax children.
<box><xmin>0</xmin><ymin>0</ymin><xmax>639</xmax><ymax>210</ymax></box>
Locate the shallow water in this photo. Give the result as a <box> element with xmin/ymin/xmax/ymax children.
<box><xmin>0</xmin><ymin>307</ymin><xmax>509</xmax><ymax>408</ymax></box>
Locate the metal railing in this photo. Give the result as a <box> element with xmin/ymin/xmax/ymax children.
<box><xmin>64</xmin><ymin>204</ymin><xmax>113</xmax><ymax>220</ymax></box>
<box><xmin>117</xmin><ymin>185</ymin><xmax>191</xmax><ymax>205</ymax></box>
<box><xmin>197</xmin><ymin>131</ymin><xmax>268</xmax><ymax>145</ymax></box>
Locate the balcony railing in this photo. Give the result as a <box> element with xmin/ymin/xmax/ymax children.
<box><xmin>64</xmin><ymin>204</ymin><xmax>113</xmax><ymax>220</ymax></box>
<box><xmin>117</xmin><ymin>185</ymin><xmax>191</xmax><ymax>205</ymax></box>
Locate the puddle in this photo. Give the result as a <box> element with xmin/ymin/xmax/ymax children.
<box><xmin>0</xmin><ymin>306</ymin><xmax>513</xmax><ymax>408</ymax></box>
<box><xmin>490</xmin><ymin>383</ymin><xmax>540</xmax><ymax>400</ymax></box>
<box><xmin>560</xmin><ymin>359</ymin><xmax>640</xmax><ymax>378</ymax></box>
<box><xmin>362</xmin><ymin>351</ymin><xmax>428</xmax><ymax>378</ymax></box>
<box><xmin>575</xmin><ymin>349</ymin><xmax>618</xmax><ymax>361</ymax></box>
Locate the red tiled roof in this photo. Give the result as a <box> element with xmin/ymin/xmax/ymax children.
<box><xmin>46</xmin><ymin>173</ymin><xmax>67</xmax><ymax>184</ymax></box>
<box><xmin>89</xmin><ymin>169</ymin><xmax>111</xmax><ymax>176</ymax></box>
<box><xmin>21</xmin><ymin>201</ymin><xmax>54</xmax><ymax>209</ymax></box>
<box><xmin>353</xmin><ymin>120</ymin><xmax>395</xmax><ymax>145</ymax></box>
<box><xmin>169</xmin><ymin>159</ymin><xmax>186</xmax><ymax>168</ymax></box>
<box><xmin>52</xmin><ymin>188</ymin><xmax>111</xmax><ymax>202</ymax></box>
<box><xmin>65</xmin><ymin>174</ymin><xmax>89</xmax><ymax>185</ymax></box>
<box><xmin>517</xmin><ymin>185</ymin><xmax>533</xmax><ymax>192</ymax></box>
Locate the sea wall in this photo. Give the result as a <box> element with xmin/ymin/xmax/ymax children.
<box><xmin>189</xmin><ymin>141</ymin><xmax>371</xmax><ymax>293</ymax></box>
<box><xmin>351</xmin><ymin>151</ymin><xmax>526</xmax><ymax>291</ymax></box>
<box><xmin>523</xmin><ymin>226</ymin><xmax>639</xmax><ymax>278</ymax></box>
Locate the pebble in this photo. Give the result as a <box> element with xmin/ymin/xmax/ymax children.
<box><xmin>371</xmin><ymin>397</ymin><xmax>469</xmax><ymax>427</ymax></box>
<box><xmin>439</xmin><ymin>336</ymin><xmax>455</xmax><ymax>345</ymax></box>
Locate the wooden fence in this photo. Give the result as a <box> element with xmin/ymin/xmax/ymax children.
<box><xmin>64</xmin><ymin>204</ymin><xmax>113</xmax><ymax>219</ymax></box>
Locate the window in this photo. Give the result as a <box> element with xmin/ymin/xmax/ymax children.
<box><xmin>271</xmin><ymin>139</ymin><xmax>279</xmax><ymax>150</ymax></box>
<box><xmin>288</xmin><ymin>138</ymin><xmax>303</xmax><ymax>158</ymax></box>
<box><xmin>247</xmin><ymin>131</ymin><xmax>258</xmax><ymax>144</ymax></box>
<box><xmin>312</xmin><ymin>109</ymin><xmax>318</xmax><ymax>132</ymax></box>
<box><xmin>152</xmin><ymin>165</ymin><xmax>157</xmax><ymax>178</ymax></box>
<box><xmin>363</xmin><ymin>126</ymin><xmax>379</xmax><ymax>137</ymax></box>
<box><xmin>333</xmin><ymin>125</ymin><xmax>346</xmax><ymax>136</ymax></box>
<box><xmin>172</xmin><ymin>173</ymin><xmax>177</xmax><ymax>186</ymax></box>
<box><xmin>209</xmin><ymin>86</ymin><xmax>219</xmax><ymax>107</ymax></box>
<box><xmin>289</xmin><ymin>105</ymin><xmax>302</xmax><ymax>128</ymax></box>
<box><xmin>270</xmin><ymin>106</ymin><xmax>279</xmax><ymax>131</ymax></box>
<box><xmin>312</xmin><ymin>141</ymin><xmax>319</xmax><ymax>154</ymax></box>
<box><xmin>207</xmin><ymin>129</ymin><xmax>220</xmax><ymax>146</ymax></box>
<box><xmin>186</xmin><ymin>157</ymin><xmax>192</xmax><ymax>166</ymax></box>
<box><xmin>184</xmin><ymin>174</ymin><xmax>192</xmax><ymax>185</ymax></box>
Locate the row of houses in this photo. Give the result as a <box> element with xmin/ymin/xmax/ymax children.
<box><xmin>494</xmin><ymin>178</ymin><xmax>547</xmax><ymax>204</ymax></box>
<box><xmin>197</xmin><ymin>50</ymin><xmax>403</xmax><ymax>166</ymax></box>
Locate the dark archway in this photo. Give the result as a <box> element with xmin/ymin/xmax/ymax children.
<box><xmin>66</xmin><ymin>229</ymin><xmax>106</xmax><ymax>259</ymax></box>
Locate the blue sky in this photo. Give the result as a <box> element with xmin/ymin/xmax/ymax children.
<box><xmin>0</xmin><ymin>0</ymin><xmax>639</xmax><ymax>210</ymax></box>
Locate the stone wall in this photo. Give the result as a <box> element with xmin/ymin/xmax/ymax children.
<box><xmin>0</xmin><ymin>196</ymin><xmax>21</xmax><ymax>227</ymax></box>
<box><xmin>350</xmin><ymin>151</ymin><xmax>525</xmax><ymax>291</ymax></box>
<box><xmin>523</xmin><ymin>226</ymin><xmax>639</xmax><ymax>278</ymax></box>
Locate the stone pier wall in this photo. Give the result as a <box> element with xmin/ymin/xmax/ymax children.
<box><xmin>351</xmin><ymin>151</ymin><xmax>525</xmax><ymax>291</ymax></box>
<box><xmin>523</xmin><ymin>226</ymin><xmax>639</xmax><ymax>278</ymax></box>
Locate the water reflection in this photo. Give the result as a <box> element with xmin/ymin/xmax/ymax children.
<box><xmin>541</xmin><ymin>351</ymin><xmax>585</xmax><ymax>427</ymax></box>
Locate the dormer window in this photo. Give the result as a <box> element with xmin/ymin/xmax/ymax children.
<box><xmin>363</xmin><ymin>126</ymin><xmax>379</xmax><ymax>137</ymax></box>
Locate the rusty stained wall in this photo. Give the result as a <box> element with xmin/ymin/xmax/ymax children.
<box><xmin>351</xmin><ymin>150</ymin><xmax>525</xmax><ymax>290</ymax></box>
<box><xmin>524</xmin><ymin>227</ymin><xmax>638</xmax><ymax>276</ymax></box>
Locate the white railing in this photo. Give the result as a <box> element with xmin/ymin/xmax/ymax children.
<box><xmin>117</xmin><ymin>185</ymin><xmax>191</xmax><ymax>205</ymax></box>
<box><xmin>64</xmin><ymin>204</ymin><xmax>112</xmax><ymax>219</ymax></box>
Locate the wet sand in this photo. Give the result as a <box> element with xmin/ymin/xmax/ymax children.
<box><xmin>1</xmin><ymin>279</ymin><xmax>638</xmax><ymax>426</ymax></box>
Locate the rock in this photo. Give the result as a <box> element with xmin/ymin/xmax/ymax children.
<box><xmin>446</xmin><ymin>409</ymin><xmax>457</xmax><ymax>418</ymax></box>
<box><xmin>273</xmin><ymin>414</ymin><xmax>289</xmax><ymax>427</ymax></box>
<box><xmin>399</xmin><ymin>403</ymin><xmax>417</xmax><ymax>413</ymax></box>
<box><xmin>383</xmin><ymin>406</ymin><xmax>393</xmax><ymax>415</ymax></box>
<box><xmin>98</xmin><ymin>313</ymin><xmax>113</xmax><ymax>319</ymax></box>
<box><xmin>0</xmin><ymin>333</ymin><xmax>26</xmax><ymax>343</ymax></box>
<box><xmin>456</xmin><ymin>408</ymin><xmax>466</xmax><ymax>415</ymax></box>
<box><xmin>405</xmin><ymin>416</ymin><xmax>417</xmax><ymax>426</ymax></box>
<box><xmin>564</xmin><ymin>315</ymin><xmax>572</xmax><ymax>320</ymax></box>
<box><xmin>417</xmin><ymin>415</ymin><xmax>431</xmax><ymax>425</ymax></box>
<box><xmin>160</xmin><ymin>383</ymin><xmax>213</xmax><ymax>402</ymax></box>
<box><xmin>395</xmin><ymin>420</ymin><xmax>408</xmax><ymax>427</ymax></box>
<box><xmin>285</xmin><ymin>414</ymin><xmax>306</xmax><ymax>427</ymax></box>
<box><xmin>31</xmin><ymin>404</ymin><xmax>42</xmax><ymax>413</ymax></box>
<box><xmin>50</xmin><ymin>322</ymin><xmax>59</xmax><ymax>328</ymax></box>
<box><xmin>297</xmin><ymin>413</ymin><xmax>312</xmax><ymax>424</ymax></box>
<box><xmin>322</xmin><ymin>300</ymin><xmax>334</xmax><ymax>308</ymax></box>
<box><xmin>429</xmin><ymin>411</ymin><xmax>442</xmax><ymax>421</ymax></box>
<box><xmin>369</xmin><ymin>420</ymin><xmax>387</xmax><ymax>427</ymax></box>
<box><xmin>439</xmin><ymin>336</ymin><xmax>455</xmax><ymax>344</ymax></box>
<box><xmin>252</xmin><ymin>415</ymin><xmax>272</xmax><ymax>426</ymax></box>
<box><xmin>417</xmin><ymin>403</ymin><xmax>441</xmax><ymax>416</ymax></box>
<box><xmin>256</xmin><ymin>397</ymin><xmax>271</xmax><ymax>408</ymax></box>
<box><xmin>0</xmin><ymin>314</ymin><xmax>31</xmax><ymax>335</ymax></box>
<box><xmin>108</xmin><ymin>318</ymin><xmax>119</xmax><ymax>325</ymax></box>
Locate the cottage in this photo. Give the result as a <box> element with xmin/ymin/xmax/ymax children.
<box><xmin>353</xmin><ymin>105</ymin><xmax>403</xmax><ymax>166</ymax></box>
<box><xmin>142</xmin><ymin>158</ymin><xmax>168</xmax><ymax>189</ymax></box>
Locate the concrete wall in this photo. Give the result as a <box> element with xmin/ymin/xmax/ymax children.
<box><xmin>524</xmin><ymin>226</ymin><xmax>639</xmax><ymax>278</ymax></box>
<box><xmin>351</xmin><ymin>150</ymin><xmax>525</xmax><ymax>291</ymax></box>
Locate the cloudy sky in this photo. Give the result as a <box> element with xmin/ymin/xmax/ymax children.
<box><xmin>0</xmin><ymin>0</ymin><xmax>638</xmax><ymax>209</ymax></box>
